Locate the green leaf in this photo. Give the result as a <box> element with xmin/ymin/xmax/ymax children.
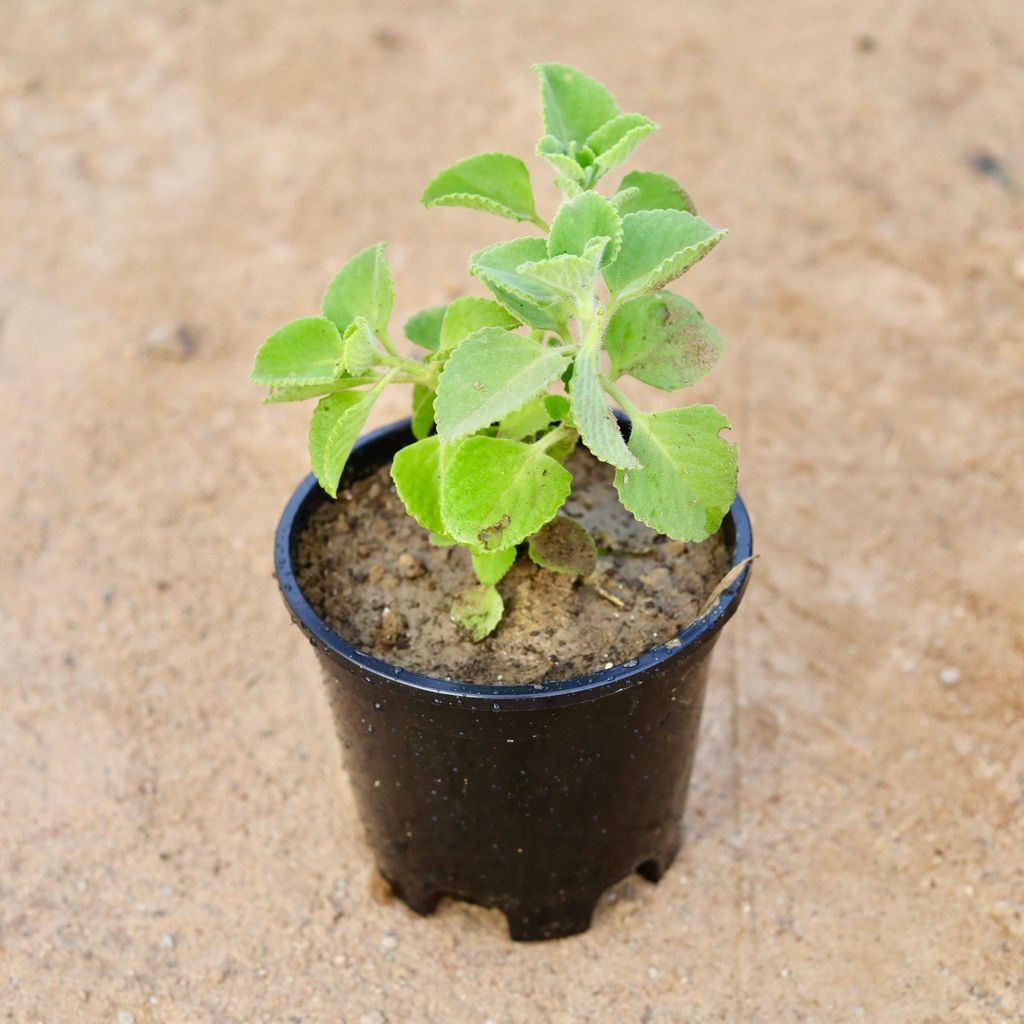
<box><xmin>251</xmin><ymin>316</ymin><xmax>345</xmax><ymax>386</ymax></box>
<box><xmin>569</xmin><ymin>344</ymin><xmax>639</xmax><ymax>470</ymax></box>
<box><xmin>544</xmin><ymin>394</ymin><xmax>571</xmax><ymax>421</ymax></box>
<box><xmin>404</xmin><ymin>304</ymin><xmax>448</xmax><ymax>351</ymax></box>
<box><xmin>547</xmin><ymin>191</ymin><xmax>622</xmax><ymax>266</ymax></box>
<box><xmin>534</xmin><ymin>63</ymin><xmax>619</xmax><ymax>147</ymax></box>
<box><xmin>471</xmin><ymin>546</ymin><xmax>517</xmax><ymax>585</ymax></box>
<box><xmin>516</xmin><ymin>253</ymin><xmax>598</xmax><ymax>301</ymax></box>
<box><xmin>614</xmin><ymin>405</ymin><xmax>737</xmax><ymax>541</ymax></box>
<box><xmin>469</xmin><ymin>237</ymin><xmax>572</xmax><ymax>331</ymax></box>
<box><xmin>497</xmin><ymin>395</ymin><xmax>554</xmax><ymax>440</ymax></box>
<box><xmin>605</xmin><ymin>291</ymin><xmax>722</xmax><ymax>391</ymax></box>
<box><xmin>390</xmin><ymin>434</ymin><xmax>448</xmax><ymax>536</ymax></box>
<box><xmin>604</xmin><ymin>210</ymin><xmax>726</xmax><ymax>299</ymax></box>
<box><xmin>435</xmin><ymin>328</ymin><xmax>570</xmax><ymax>441</ymax></box>
<box><xmin>441</xmin><ymin>436</ymin><xmax>572</xmax><ymax>551</ymax></box>
<box><xmin>585</xmin><ymin>113</ymin><xmax>657</xmax><ymax>178</ymax></box>
<box><xmin>528</xmin><ymin>516</ymin><xmax>598</xmax><ymax>576</ymax></box>
<box><xmin>343</xmin><ymin>316</ymin><xmax>378</xmax><ymax>375</ymax></box>
<box><xmin>322</xmin><ymin>242</ymin><xmax>394</xmax><ymax>336</ymax></box>
<box><xmin>553</xmin><ymin>174</ymin><xmax>585</xmax><ymax>198</ymax></box>
<box><xmin>450</xmin><ymin>584</ymin><xmax>504</xmax><ymax>642</ymax></box>
<box><xmin>308</xmin><ymin>390</ymin><xmax>378</xmax><ymax>498</ymax></box>
<box><xmin>609</xmin><ymin>186</ymin><xmax>641</xmax><ymax>211</ymax></box>
<box><xmin>536</xmin><ymin>135</ymin><xmax>586</xmax><ymax>183</ymax></box>
<box><xmin>262</xmin><ymin>376</ymin><xmax>378</xmax><ymax>403</ymax></box>
<box><xmin>436</xmin><ymin>296</ymin><xmax>519</xmax><ymax>358</ymax></box>
<box><xmin>411</xmin><ymin>383</ymin><xmax>435</xmax><ymax>440</ymax></box>
<box><xmin>615</xmin><ymin>171</ymin><xmax>697</xmax><ymax>216</ymax></box>
<box><xmin>421</xmin><ymin>152</ymin><xmax>539</xmax><ymax>223</ymax></box>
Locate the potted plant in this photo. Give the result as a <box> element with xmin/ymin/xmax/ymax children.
<box><xmin>254</xmin><ymin>63</ymin><xmax>753</xmax><ymax>941</ymax></box>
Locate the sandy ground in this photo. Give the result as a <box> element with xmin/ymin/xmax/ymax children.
<box><xmin>2</xmin><ymin>1</ymin><xmax>1023</xmax><ymax>1021</ymax></box>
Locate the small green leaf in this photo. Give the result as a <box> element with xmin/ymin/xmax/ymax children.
<box><xmin>605</xmin><ymin>291</ymin><xmax>722</xmax><ymax>391</ymax></box>
<box><xmin>569</xmin><ymin>344</ymin><xmax>640</xmax><ymax>470</ymax></box>
<box><xmin>614</xmin><ymin>405</ymin><xmax>737</xmax><ymax>541</ymax></box>
<box><xmin>554</xmin><ymin>174</ymin><xmax>585</xmax><ymax>198</ymax></box>
<box><xmin>421</xmin><ymin>152</ymin><xmax>539</xmax><ymax>223</ymax></box>
<box><xmin>435</xmin><ymin>328</ymin><xmax>570</xmax><ymax>441</ymax></box>
<box><xmin>343</xmin><ymin>316</ymin><xmax>378</xmax><ymax>374</ymax></box>
<box><xmin>471</xmin><ymin>546</ymin><xmax>517</xmax><ymax>585</ymax></box>
<box><xmin>308</xmin><ymin>390</ymin><xmax>378</xmax><ymax>498</ymax></box>
<box><xmin>585</xmin><ymin>113</ymin><xmax>657</xmax><ymax>178</ymax></box>
<box><xmin>390</xmin><ymin>434</ymin><xmax>449</xmax><ymax>536</ymax></box>
<box><xmin>404</xmin><ymin>304</ymin><xmax>448</xmax><ymax>351</ymax></box>
<box><xmin>436</xmin><ymin>296</ymin><xmax>519</xmax><ymax>357</ymax></box>
<box><xmin>528</xmin><ymin>516</ymin><xmax>598</xmax><ymax>576</ymax></box>
<box><xmin>534</xmin><ymin>63</ymin><xmax>619</xmax><ymax>147</ymax></box>
<box><xmin>251</xmin><ymin>316</ymin><xmax>345</xmax><ymax>386</ymax></box>
<box><xmin>516</xmin><ymin>253</ymin><xmax>599</xmax><ymax>301</ymax></box>
<box><xmin>604</xmin><ymin>210</ymin><xmax>726</xmax><ymax>299</ymax></box>
<box><xmin>544</xmin><ymin>394</ymin><xmax>571</xmax><ymax>421</ymax></box>
<box><xmin>496</xmin><ymin>395</ymin><xmax>554</xmax><ymax>440</ymax></box>
<box><xmin>441</xmin><ymin>436</ymin><xmax>572</xmax><ymax>551</ymax></box>
<box><xmin>547</xmin><ymin>191</ymin><xmax>622</xmax><ymax>266</ymax></box>
<box><xmin>262</xmin><ymin>376</ymin><xmax>378</xmax><ymax>403</ymax></box>
<box><xmin>450</xmin><ymin>584</ymin><xmax>504</xmax><ymax>642</ymax></box>
<box><xmin>615</xmin><ymin>171</ymin><xmax>697</xmax><ymax>216</ymax></box>
<box><xmin>411</xmin><ymin>383</ymin><xmax>435</xmax><ymax>440</ymax></box>
<box><xmin>322</xmin><ymin>242</ymin><xmax>394</xmax><ymax>336</ymax></box>
<box><xmin>469</xmin><ymin>238</ymin><xmax>572</xmax><ymax>331</ymax></box>
<box><xmin>609</xmin><ymin>186</ymin><xmax>641</xmax><ymax>211</ymax></box>
<box><xmin>536</xmin><ymin>135</ymin><xmax>586</xmax><ymax>182</ymax></box>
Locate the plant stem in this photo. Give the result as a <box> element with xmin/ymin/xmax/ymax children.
<box><xmin>530</xmin><ymin>213</ymin><xmax>551</xmax><ymax>232</ymax></box>
<box><xmin>378</xmin><ymin>328</ymin><xmax>401</xmax><ymax>359</ymax></box>
<box><xmin>531</xmin><ymin>422</ymin><xmax>578</xmax><ymax>455</ymax></box>
<box><xmin>601</xmin><ymin>375</ymin><xmax>641</xmax><ymax>418</ymax></box>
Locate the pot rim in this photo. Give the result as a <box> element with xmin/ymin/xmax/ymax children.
<box><xmin>275</xmin><ymin>418</ymin><xmax>753</xmax><ymax>704</ymax></box>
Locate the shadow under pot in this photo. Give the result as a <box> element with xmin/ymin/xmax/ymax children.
<box><xmin>274</xmin><ymin>417</ymin><xmax>753</xmax><ymax>941</ymax></box>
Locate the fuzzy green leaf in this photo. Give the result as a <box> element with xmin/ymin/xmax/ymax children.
<box><xmin>516</xmin><ymin>253</ymin><xmax>599</xmax><ymax>301</ymax></box>
<box><xmin>604</xmin><ymin>210</ymin><xmax>725</xmax><ymax>299</ymax></box>
<box><xmin>411</xmin><ymin>383</ymin><xmax>435</xmax><ymax>440</ymax></box>
<box><xmin>544</xmin><ymin>394</ymin><xmax>571</xmax><ymax>421</ymax></box>
<box><xmin>308</xmin><ymin>390</ymin><xmax>378</xmax><ymax>498</ymax></box>
<box><xmin>404</xmin><ymin>304</ymin><xmax>448</xmax><ymax>351</ymax></box>
<box><xmin>547</xmin><ymin>191</ymin><xmax>622</xmax><ymax>266</ymax></box>
<box><xmin>614</xmin><ymin>171</ymin><xmax>697</xmax><ymax>216</ymax></box>
<box><xmin>534</xmin><ymin>63</ymin><xmax>619</xmax><ymax>147</ymax></box>
<box><xmin>390</xmin><ymin>434</ymin><xmax>448</xmax><ymax>536</ymax></box>
<box><xmin>450</xmin><ymin>584</ymin><xmax>504</xmax><ymax>642</ymax></box>
<box><xmin>435</xmin><ymin>328</ymin><xmax>570</xmax><ymax>441</ymax></box>
<box><xmin>251</xmin><ymin>316</ymin><xmax>346</xmax><ymax>386</ymax></box>
<box><xmin>262</xmin><ymin>376</ymin><xmax>378</xmax><ymax>403</ymax></box>
<box><xmin>421</xmin><ymin>152</ymin><xmax>539</xmax><ymax>223</ymax></box>
<box><xmin>496</xmin><ymin>395</ymin><xmax>554</xmax><ymax>440</ymax></box>
<box><xmin>528</xmin><ymin>516</ymin><xmax>598</xmax><ymax>576</ymax></box>
<box><xmin>322</xmin><ymin>242</ymin><xmax>394</xmax><ymax>336</ymax></box>
<box><xmin>343</xmin><ymin>316</ymin><xmax>378</xmax><ymax>375</ymax></box>
<box><xmin>441</xmin><ymin>436</ymin><xmax>572</xmax><ymax>551</ymax></box>
<box><xmin>569</xmin><ymin>344</ymin><xmax>640</xmax><ymax>470</ymax></box>
<box><xmin>606</xmin><ymin>291</ymin><xmax>722</xmax><ymax>391</ymax></box>
<box><xmin>536</xmin><ymin>135</ymin><xmax>587</xmax><ymax>182</ymax></box>
<box><xmin>614</xmin><ymin>406</ymin><xmax>737</xmax><ymax>541</ymax></box>
<box><xmin>437</xmin><ymin>296</ymin><xmax>519</xmax><ymax>357</ymax></box>
<box><xmin>471</xmin><ymin>547</ymin><xmax>517</xmax><ymax>586</ymax></box>
<box><xmin>585</xmin><ymin>113</ymin><xmax>657</xmax><ymax>178</ymax></box>
<box><xmin>469</xmin><ymin>238</ymin><xmax>572</xmax><ymax>331</ymax></box>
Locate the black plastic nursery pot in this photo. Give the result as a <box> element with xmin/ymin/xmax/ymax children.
<box><xmin>275</xmin><ymin>418</ymin><xmax>753</xmax><ymax>941</ymax></box>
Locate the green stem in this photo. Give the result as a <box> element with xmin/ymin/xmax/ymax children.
<box><xmin>378</xmin><ymin>328</ymin><xmax>401</xmax><ymax>359</ymax></box>
<box><xmin>531</xmin><ymin>422</ymin><xmax>578</xmax><ymax>456</ymax></box>
<box><xmin>601</xmin><ymin>375</ymin><xmax>641</xmax><ymax>418</ymax></box>
<box><xmin>530</xmin><ymin>213</ymin><xmax>551</xmax><ymax>233</ymax></box>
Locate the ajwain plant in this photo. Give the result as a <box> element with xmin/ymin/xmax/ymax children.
<box><xmin>252</xmin><ymin>64</ymin><xmax>737</xmax><ymax>642</ymax></box>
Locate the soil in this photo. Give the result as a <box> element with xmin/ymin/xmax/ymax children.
<box><xmin>295</xmin><ymin>447</ymin><xmax>731</xmax><ymax>684</ymax></box>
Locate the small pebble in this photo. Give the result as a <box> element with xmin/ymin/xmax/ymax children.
<box><xmin>159</xmin><ymin>932</ymin><xmax>175</xmax><ymax>950</ymax></box>
<box><xmin>378</xmin><ymin>607</ymin><xmax>407</xmax><ymax>648</ymax></box>
<box><xmin>939</xmin><ymin>666</ymin><xmax>961</xmax><ymax>686</ymax></box>
<box><xmin>117</xmin><ymin>1013</ymin><xmax>135</xmax><ymax>1024</ymax></box>
<box><xmin>380</xmin><ymin>931</ymin><xmax>398</xmax><ymax>951</ymax></box>
<box><xmin>360</xmin><ymin>1013</ymin><xmax>387</xmax><ymax>1024</ymax></box>
<box><xmin>139</xmin><ymin>321</ymin><xmax>196</xmax><ymax>362</ymax></box>
<box><xmin>397</xmin><ymin>552</ymin><xmax>426</xmax><ymax>579</ymax></box>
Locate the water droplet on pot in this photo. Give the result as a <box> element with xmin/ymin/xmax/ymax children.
<box><xmin>492</xmin><ymin>703</ymin><xmax>501</xmax><ymax>712</ymax></box>
<box><xmin>372</xmin><ymin>701</ymin><xmax>382</xmax><ymax>711</ymax></box>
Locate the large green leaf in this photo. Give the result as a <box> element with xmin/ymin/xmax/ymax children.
<box><xmin>390</xmin><ymin>434</ymin><xmax>449</xmax><ymax>536</ymax></box>
<box><xmin>308</xmin><ymin>390</ymin><xmax>378</xmax><ymax>498</ymax></box>
<box><xmin>605</xmin><ymin>291</ymin><xmax>722</xmax><ymax>391</ymax></box>
<box><xmin>569</xmin><ymin>344</ymin><xmax>639</xmax><ymax>470</ymax></box>
<box><xmin>404</xmin><ymin>304</ymin><xmax>448</xmax><ymax>351</ymax></box>
<box><xmin>547</xmin><ymin>191</ymin><xmax>622</xmax><ymax>266</ymax></box>
<box><xmin>322</xmin><ymin>242</ymin><xmax>394</xmax><ymax>336</ymax></box>
<box><xmin>533</xmin><ymin>63</ymin><xmax>619</xmax><ymax>147</ymax></box>
<box><xmin>614</xmin><ymin>405</ymin><xmax>737</xmax><ymax>541</ymax></box>
<box><xmin>435</xmin><ymin>328</ymin><xmax>570</xmax><ymax>441</ymax></box>
<box><xmin>450</xmin><ymin>584</ymin><xmax>504</xmax><ymax>642</ymax></box>
<box><xmin>421</xmin><ymin>152</ymin><xmax>539</xmax><ymax>223</ymax></box>
<box><xmin>440</xmin><ymin>436</ymin><xmax>572</xmax><ymax>551</ymax></box>
<box><xmin>437</xmin><ymin>296</ymin><xmax>519</xmax><ymax>357</ymax></box>
<box><xmin>469</xmin><ymin>237</ymin><xmax>572</xmax><ymax>331</ymax></box>
<box><xmin>614</xmin><ymin>171</ymin><xmax>697</xmax><ymax>215</ymax></box>
<box><xmin>585</xmin><ymin>113</ymin><xmax>657</xmax><ymax>178</ymax></box>
<box><xmin>251</xmin><ymin>316</ymin><xmax>345</xmax><ymax>386</ymax></box>
<box><xmin>604</xmin><ymin>210</ymin><xmax>725</xmax><ymax>299</ymax></box>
